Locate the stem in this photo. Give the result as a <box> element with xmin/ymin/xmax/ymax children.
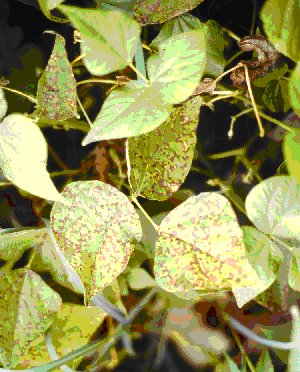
<box><xmin>131</xmin><ymin>195</ymin><xmax>159</xmax><ymax>231</ymax></box>
<box><xmin>76</xmin><ymin>96</ymin><xmax>93</xmax><ymax>127</ymax></box>
<box><xmin>77</xmin><ymin>79</ymin><xmax>118</xmax><ymax>86</ymax></box>
<box><xmin>50</xmin><ymin>169</ymin><xmax>79</xmax><ymax>178</ymax></box>
<box><xmin>48</xmin><ymin>143</ymin><xmax>68</xmax><ymax>170</ymax></box>
<box><xmin>1</xmin><ymin>86</ymin><xmax>37</xmax><ymax>104</ymax></box>
<box><xmin>208</xmin><ymin>147</ymin><xmax>245</xmax><ymax>159</ymax></box>
<box><xmin>128</xmin><ymin>63</ymin><xmax>149</xmax><ymax>84</ymax></box>
<box><xmin>230</xmin><ymin>327</ymin><xmax>256</xmax><ymax>372</ymax></box>
<box><xmin>228</xmin><ymin>107</ymin><xmax>254</xmax><ymax>139</ymax></box>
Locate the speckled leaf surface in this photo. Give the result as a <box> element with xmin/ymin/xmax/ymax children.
<box><xmin>134</xmin><ymin>0</ymin><xmax>204</xmax><ymax>25</ymax></box>
<box><xmin>0</xmin><ymin>227</ymin><xmax>46</xmax><ymax>263</ymax></box>
<box><xmin>128</xmin><ymin>96</ymin><xmax>203</xmax><ymax>200</ymax></box>
<box><xmin>147</xmin><ymin>30</ymin><xmax>207</xmax><ymax>104</ymax></box>
<box><xmin>0</xmin><ymin>268</ymin><xmax>62</xmax><ymax>368</ymax></box>
<box><xmin>50</xmin><ymin>180</ymin><xmax>142</xmax><ymax>302</ymax></box>
<box><xmin>59</xmin><ymin>5</ymin><xmax>140</xmax><ymax>76</ymax></box>
<box><xmin>154</xmin><ymin>192</ymin><xmax>261</xmax><ymax>308</ymax></box>
<box><xmin>0</xmin><ymin>114</ymin><xmax>64</xmax><ymax>202</ymax></box>
<box><xmin>82</xmin><ymin>81</ymin><xmax>173</xmax><ymax>144</ymax></box>
<box><xmin>245</xmin><ymin>176</ymin><xmax>300</xmax><ymax>240</ymax></box>
<box><xmin>36</xmin><ymin>33</ymin><xmax>78</xmax><ymax>121</ymax></box>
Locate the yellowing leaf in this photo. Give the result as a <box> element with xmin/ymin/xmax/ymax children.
<box><xmin>0</xmin><ymin>114</ymin><xmax>64</xmax><ymax>202</ymax></box>
<box><xmin>59</xmin><ymin>5</ymin><xmax>140</xmax><ymax>76</ymax></box>
<box><xmin>284</xmin><ymin>130</ymin><xmax>300</xmax><ymax>184</ymax></box>
<box><xmin>154</xmin><ymin>192</ymin><xmax>260</xmax><ymax>308</ymax></box>
<box><xmin>128</xmin><ymin>96</ymin><xmax>203</xmax><ymax>200</ymax></box>
<box><xmin>0</xmin><ymin>88</ymin><xmax>7</xmax><ymax>121</ymax></box>
<box><xmin>50</xmin><ymin>180</ymin><xmax>142</xmax><ymax>302</ymax></box>
<box><xmin>128</xmin><ymin>267</ymin><xmax>156</xmax><ymax>290</ymax></box>
<box><xmin>16</xmin><ymin>303</ymin><xmax>106</xmax><ymax>369</ymax></box>
<box><xmin>36</xmin><ymin>33</ymin><xmax>78</xmax><ymax>121</ymax></box>
<box><xmin>0</xmin><ymin>269</ymin><xmax>62</xmax><ymax>368</ymax></box>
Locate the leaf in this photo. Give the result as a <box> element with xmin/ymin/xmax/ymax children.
<box><xmin>128</xmin><ymin>96</ymin><xmax>202</xmax><ymax>200</ymax></box>
<box><xmin>215</xmin><ymin>354</ymin><xmax>240</xmax><ymax>372</ymax></box>
<box><xmin>151</xmin><ymin>16</ymin><xmax>224</xmax><ymax>78</ymax></box>
<box><xmin>16</xmin><ymin>303</ymin><xmax>106</xmax><ymax>369</ymax></box>
<box><xmin>242</xmin><ymin>226</ymin><xmax>283</xmax><ymax>297</ymax></box>
<box><xmin>0</xmin><ymin>88</ymin><xmax>7</xmax><ymax>121</ymax></box>
<box><xmin>0</xmin><ymin>227</ymin><xmax>46</xmax><ymax>263</ymax></box>
<box><xmin>263</xmin><ymin>79</ymin><xmax>291</xmax><ymax>113</ymax></box>
<box><xmin>261</xmin><ymin>0</ymin><xmax>300</xmax><ymax>62</ymax></box>
<box><xmin>154</xmin><ymin>192</ymin><xmax>261</xmax><ymax>308</ymax></box>
<box><xmin>288</xmin><ymin>306</ymin><xmax>300</xmax><ymax>371</ymax></box>
<box><xmin>31</xmin><ymin>220</ymin><xmax>85</xmax><ymax>295</ymax></box>
<box><xmin>147</xmin><ymin>29</ymin><xmax>207</xmax><ymax>104</ymax></box>
<box><xmin>0</xmin><ymin>114</ymin><xmax>64</xmax><ymax>202</ymax></box>
<box><xmin>36</xmin><ymin>33</ymin><xmax>78</xmax><ymax>121</ymax></box>
<box><xmin>256</xmin><ymin>349</ymin><xmax>274</xmax><ymax>372</ymax></box>
<box><xmin>288</xmin><ymin>243</ymin><xmax>300</xmax><ymax>291</ymax></box>
<box><xmin>0</xmin><ymin>269</ymin><xmax>62</xmax><ymax>368</ymax></box>
<box><xmin>128</xmin><ymin>267</ymin><xmax>156</xmax><ymax>289</ymax></box>
<box><xmin>134</xmin><ymin>0</ymin><xmax>204</xmax><ymax>25</ymax></box>
<box><xmin>59</xmin><ymin>5</ymin><xmax>140</xmax><ymax>76</ymax></box>
<box><xmin>95</xmin><ymin>0</ymin><xmax>136</xmax><ymax>14</ymax></box>
<box><xmin>37</xmin><ymin>0</ymin><xmax>66</xmax><ymax>22</ymax></box>
<box><xmin>82</xmin><ymin>81</ymin><xmax>173</xmax><ymax>144</ymax></box>
<box><xmin>245</xmin><ymin>176</ymin><xmax>300</xmax><ymax>240</ymax></box>
<box><xmin>284</xmin><ymin>130</ymin><xmax>300</xmax><ymax>184</ymax></box>
<box><xmin>50</xmin><ymin>180</ymin><xmax>142</xmax><ymax>302</ymax></box>
<box><xmin>289</xmin><ymin>62</ymin><xmax>300</xmax><ymax>117</ymax></box>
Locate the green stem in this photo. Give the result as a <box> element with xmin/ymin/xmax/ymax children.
<box><xmin>77</xmin><ymin>79</ymin><xmax>118</xmax><ymax>86</ymax></box>
<box><xmin>131</xmin><ymin>195</ymin><xmax>159</xmax><ymax>231</ymax></box>
<box><xmin>128</xmin><ymin>63</ymin><xmax>148</xmax><ymax>84</ymax></box>
<box><xmin>50</xmin><ymin>169</ymin><xmax>79</xmax><ymax>178</ymax></box>
<box><xmin>1</xmin><ymin>86</ymin><xmax>37</xmax><ymax>104</ymax></box>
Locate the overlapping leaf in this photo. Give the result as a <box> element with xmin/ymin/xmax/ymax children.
<box><xmin>134</xmin><ymin>0</ymin><xmax>204</xmax><ymax>25</ymax></box>
<box><xmin>50</xmin><ymin>180</ymin><xmax>142</xmax><ymax>302</ymax></box>
<box><xmin>16</xmin><ymin>303</ymin><xmax>106</xmax><ymax>369</ymax></box>
<box><xmin>59</xmin><ymin>5</ymin><xmax>140</xmax><ymax>76</ymax></box>
<box><xmin>0</xmin><ymin>114</ymin><xmax>64</xmax><ymax>202</ymax></box>
<box><xmin>128</xmin><ymin>96</ymin><xmax>202</xmax><ymax>200</ymax></box>
<box><xmin>289</xmin><ymin>62</ymin><xmax>300</xmax><ymax>117</ymax></box>
<box><xmin>154</xmin><ymin>192</ymin><xmax>261</xmax><ymax>308</ymax></box>
<box><xmin>284</xmin><ymin>129</ymin><xmax>300</xmax><ymax>184</ymax></box>
<box><xmin>36</xmin><ymin>33</ymin><xmax>78</xmax><ymax>121</ymax></box>
<box><xmin>147</xmin><ymin>29</ymin><xmax>206</xmax><ymax>104</ymax></box>
<box><xmin>245</xmin><ymin>176</ymin><xmax>300</xmax><ymax>239</ymax></box>
<box><xmin>82</xmin><ymin>81</ymin><xmax>173</xmax><ymax>144</ymax></box>
<box><xmin>0</xmin><ymin>269</ymin><xmax>62</xmax><ymax>368</ymax></box>
<box><xmin>261</xmin><ymin>0</ymin><xmax>300</xmax><ymax>62</ymax></box>
<box><xmin>0</xmin><ymin>88</ymin><xmax>7</xmax><ymax>121</ymax></box>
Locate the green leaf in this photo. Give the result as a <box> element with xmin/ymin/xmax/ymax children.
<box><xmin>0</xmin><ymin>88</ymin><xmax>7</xmax><ymax>121</ymax></box>
<box><xmin>245</xmin><ymin>176</ymin><xmax>300</xmax><ymax>240</ymax></box>
<box><xmin>37</xmin><ymin>0</ymin><xmax>66</xmax><ymax>22</ymax></box>
<box><xmin>0</xmin><ymin>227</ymin><xmax>46</xmax><ymax>263</ymax></box>
<box><xmin>242</xmin><ymin>226</ymin><xmax>283</xmax><ymax>298</ymax></box>
<box><xmin>134</xmin><ymin>0</ymin><xmax>204</xmax><ymax>25</ymax></box>
<box><xmin>128</xmin><ymin>267</ymin><xmax>156</xmax><ymax>289</ymax></box>
<box><xmin>36</xmin><ymin>33</ymin><xmax>78</xmax><ymax>121</ymax></box>
<box><xmin>254</xmin><ymin>62</ymin><xmax>288</xmax><ymax>88</ymax></box>
<box><xmin>288</xmin><ymin>243</ymin><xmax>300</xmax><ymax>291</ymax></box>
<box><xmin>256</xmin><ymin>350</ymin><xmax>274</xmax><ymax>372</ymax></box>
<box><xmin>0</xmin><ymin>114</ymin><xmax>64</xmax><ymax>202</ymax></box>
<box><xmin>59</xmin><ymin>5</ymin><xmax>140</xmax><ymax>76</ymax></box>
<box><xmin>284</xmin><ymin>129</ymin><xmax>300</xmax><ymax>184</ymax></box>
<box><xmin>215</xmin><ymin>354</ymin><xmax>240</xmax><ymax>371</ymax></box>
<box><xmin>50</xmin><ymin>180</ymin><xmax>142</xmax><ymax>302</ymax></box>
<box><xmin>263</xmin><ymin>79</ymin><xmax>291</xmax><ymax>113</ymax></box>
<box><xmin>289</xmin><ymin>62</ymin><xmax>300</xmax><ymax>116</ymax></box>
<box><xmin>128</xmin><ymin>96</ymin><xmax>202</xmax><ymax>200</ymax></box>
<box><xmin>147</xmin><ymin>29</ymin><xmax>207</xmax><ymax>104</ymax></box>
<box><xmin>0</xmin><ymin>269</ymin><xmax>62</xmax><ymax>368</ymax></box>
<box><xmin>261</xmin><ymin>0</ymin><xmax>300</xmax><ymax>62</ymax></box>
<box><xmin>16</xmin><ymin>303</ymin><xmax>106</xmax><ymax>369</ymax></box>
<box><xmin>82</xmin><ymin>81</ymin><xmax>173</xmax><ymax>144</ymax></box>
<box><xmin>151</xmin><ymin>16</ymin><xmax>224</xmax><ymax>78</ymax></box>
<box><xmin>31</xmin><ymin>220</ymin><xmax>84</xmax><ymax>295</ymax></box>
<box><xmin>154</xmin><ymin>192</ymin><xmax>261</xmax><ymax>308</ymax></box>
<box><xmin>95</xmin><ymin>0</ymin><xmax>136</xmax><ymax>14</ymax></box>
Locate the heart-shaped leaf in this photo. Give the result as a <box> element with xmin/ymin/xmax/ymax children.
<box><xmin>245</xmin><ymin>176</ymin><xmax>300</xmax><ymax>240</ymax></box>
<box><xmin>128</xmin><ymin>96</ymin><xmax>203</xmax><ymax>200</ymax></box>
<box><xmin>36</xmin><ymin>33</ymin><xmax>78</xmax><ymax>121</ymax></box>
<box><xmin>50</xmin><ymin>180</ymin><xmax>142</xmax><ymax>302</ymax></box>
<box><xmin>59</xmin><ymin>5</ymin><xmax>140</xmax><ymax>76</ymax></box>
<box><xmin>154</xmin><ymin>192</ymin><xmax>261</xmax><ymax>308</ymax></box>
<box><xmin>0</xmin><ymin>114</ymin><xmax>64</xmax><ymax>202</ymax></box>
<box><xmin>0</xmin><ymin>269</ymin><xmax>61</xmax><ymax>368</ymax></box>
<box><xmin>82</xmin><ymin>81</ymin><xmax>173</xmax><ymax>144</ymax></box>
